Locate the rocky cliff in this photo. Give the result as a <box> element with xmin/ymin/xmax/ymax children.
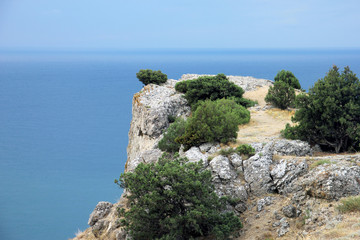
<box><xmin>73</xmin><ymin>75</ymin><xmax>360</xmax><ymax>240</ymax></box>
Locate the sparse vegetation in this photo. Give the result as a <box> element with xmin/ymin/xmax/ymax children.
<box><xmin>136</xmin><ymin>69</ymin><xmax>167</xmax><ymax>85</ymax></box>
<box><xmin>219</xmin><ymin>148</ymin><xmax>236</xmax><ymax>156</ymax></box>
<box><xmin>115</xmin><ymin>153</ymin><xmax>242</xmax><ymax>240</ymax></box>
<box><xmin>310</xmin><ymin>159</ymin><xmax>332</xmax><ymax>169</ymax></box>
<box><xmin>337</xmin><ymin>196</ymin><xmax>360</xmax><ymax>213</ymax></box>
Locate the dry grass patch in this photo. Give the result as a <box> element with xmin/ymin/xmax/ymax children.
<box><xmin>309</xmin><ymin>159</ymin><xmax>333</xmax><ymax>169</ymax></box>
<box><xmin>266</xmin><ymin>108</ymin><xmax>295</xmax><ymax>121</ymax></box>
<box><xmin>337</xmin><ymin>196</ymin><xmax>360</xmax><ymax>213</ymax></box>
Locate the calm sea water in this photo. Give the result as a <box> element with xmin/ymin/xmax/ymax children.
<box><xmin>1</xmin><ymin>49</ymin><xmax>360</xmax><ymax>240</ymax></box>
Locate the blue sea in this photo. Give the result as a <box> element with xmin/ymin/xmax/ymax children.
<box><xmin>1</xmin><ymin>49</ymin><xmax>360</xmax><ymax>240</ymax></box>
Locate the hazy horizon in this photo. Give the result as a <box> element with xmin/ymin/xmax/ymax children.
<box><xmin>1</xmin><ymin>0</ymin><xmax>360</xmax><ymax>50</ymax></box>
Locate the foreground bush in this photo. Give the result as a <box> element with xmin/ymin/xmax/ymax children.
<box><xmin>274</xmin><ymin>70</ymin><xmax>301</xmax><ymax>89</ymax></box>
<box><xmin>115</xmin><ymin>154</ymin><xmax>242</xmax><ymax>240</ymax></box>
<box><xmin>136</xmin><ymin>69</ymin><xmax>167</xmax><ymax>85</ymax></box>
<box><xmin>175</xmin><ymin>74</ymin><xmax>255</xmax><ymax>109</ymax></box>
<box><xmin>176</xmin><ymin>98</ymin><xmax>250</xmax><ymax>149</ymax></box>
<box><xmin>158</xmin><ymin>118</ymin><xmax>186</xmax><ymax>152</ymax></box>
<box><xmin>283</xmin><ymin>66</ymin><xmax>360</xmax><ymax>153</ymax></box>
<box><xmin>265</xmin><ymin>80</ymin><xmax>295</xmax><ymax>109</ymax></box>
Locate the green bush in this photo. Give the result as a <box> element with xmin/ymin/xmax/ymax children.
<box><xmin>176</xmin><ymin>99</ymin><xmax>250</xmax><ymax>149</ymax></box>
<box><xmin>274</xmin><ymin>70</ymin><xmax>301</xmax><ymax>89</ymax></box>
<box><xmin>283</xmin><ymin>66</ymin><xmax>360</xmax><ymax>153</ymax></box>
<box><xmin>337</xmin><ymin>196</ymin><xmax>360</xmax><ymax>213</ymax></box>
<box><xmin>158</xmin><ymin>118</ymin><xmax>186</xmax><ymax>153</ymax></box>
<box><xmin>115</xmin><ymin>154</ymin><xmax>242</xmax><ymax>240</ymax></box>
<box><xmin>136</xmin><ymin>69</ymin><xmax>167</xmax><ymax>85</ymax></box>
<box><xmin>281</xmin><ymin>123</ymin><xmax>301</xmax><ymax>140</ymax></box>
<box><xmin>265</xmin><ymin>80</ymin><xmax>295</xmax><ymax>110</ymax></box>
<box><xmin>236</xmin><ymin>144</ymin><xmax>255</xmax><ymax>156</ymax></box>
<box><xmin>219</xmin><ymin>148</ymin><xmax>236</xmax><ymax>156</ymax></box>
<box><xmin>175</xmin><ymin>74</ymin><xmax>255</xmax><ymax>109</ymax></box>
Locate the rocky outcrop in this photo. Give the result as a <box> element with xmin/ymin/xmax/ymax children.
<box><xmin>81</xmin><ymin>198</ymin><xmax>126</xmax><ymax>240</ymax></box>
<box><xmin>126</xmin><ymin>82</ymin><xmax>190</xmax><ymax>170</ymax></box>
<box><xmin>126</xmin><ymin>149</ymin><xmax>162</xmax><ymax>172</ymax></box>
<box><xmin>210</xmin><ymin>155</ymin><xmax>237</xmax><ymax>181</ymax></box>
<box><xmin>271</xmin><ymin>158</ymin><xmax>309</xmax><ymax>195</ymax></box>
<box><xmin>88</xmin><ymin>202</ymin><xmax>113</xmax><ymax>226</ymax></box>
<box><xmin>244</xmin><ymin>142</ymin><xmax>275</xmax><ymax>195</ymax></box>
<box><xmin>271</xmin><ymin>140</ymin><xmax>313</xmax><ymax>156</ymax></box>
<box><xmin>183</xmin><ymin>146</ymin><xmax>208</xmax><ymax>165</ymax></box>
<box><xmin>296</xmin><ymin>163</ymin><xmax>360</xmax><ymax>200</ymax></box>
<box><xmin>73</xmin><ymin>74</ymin><xmax>360</xmax><ymax>240</ymax></box>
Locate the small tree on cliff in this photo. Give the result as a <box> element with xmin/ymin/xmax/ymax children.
<box><xmin>136</xmin><ymin>69</ymin><xmax>168</xmax><ymax>85</ymax></box>
<box><xmin>158</xmin><ymin>118</ymin><xmax>186</xmax><ymax>153</ymax></box>
<box><xmin>274</xmin><ymin>70</ymin><xmax>301</xmax><ymax>89</ymax></box>
<box><xmin>265</xmin><ymin>80</ymin><xmax>295</xmax><ymax>109</ymax></box>
<box><xmin>115</xmin><ymin>154</ymin><xmax>242</xmax><ymax>240</ymax></box>
<box><xmin>282</xmin><ymin>65</ymin><xmax>360</xmax><ymax>153</ymax></box>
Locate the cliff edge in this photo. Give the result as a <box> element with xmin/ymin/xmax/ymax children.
<box><xmin>72</xmin><ymin>75</ymin><xmax>360</xmax><ymax>240</ymax></box>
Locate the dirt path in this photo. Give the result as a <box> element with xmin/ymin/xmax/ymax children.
<box><xmin>236</xmin><ymin>86</ymin><xmax>294</xmax><ymax>144</ymax></box>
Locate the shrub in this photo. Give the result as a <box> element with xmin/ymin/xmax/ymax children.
<box><xmin>236</xmin><ymin>144</ymin><xmax>255</xmax><ymax>156</ymax></box>
<box><xmin>136</xmin><ymin>69</ymin><xmax>167</xmax><ymax>85</ymax></box>
<box><xmin>219</xmin><ymin>148</ymin><xmax>236</xmax><ymax>156</ymax></box>
<box><xmin>281</xmin><ymin>123</ymin><xmax>301</xmax><ymax>140</ymax></box>
<box><xmin>176</xmin><ymin>99</ymin><xmax>250</xmax><ymax>149</ymax></box>
<box><xmin>265</xmin><ymin>80</ymin><xmax>295</xmax><ymax>110</ymax></box>
<box><xmin>274</xmin><ymin>70</ymin><xmax>301</xmax><ymax>89</ymax></box>
<box><xmin>283</xmin><ymin>66</ymin><xmax>360</xmax><ymax>153</ymax></box>
<box><xmin>115</xmin><ymin>154</ymin><xmax>242</xmax><ymax>239</ymax></box>
<box><xmin>158</xmin><ymin>118</ymin><xmax>186</xmax><ymax>153</ymax></box>
<box><xmin>337</xmin><ymin>196</ymin><xmax>360</xmax><ymax>213</ymax></box>
<box><xmin>175</xmin><ymin>74</ymin><xmax>255</xmax><ymax>109</ymax></box>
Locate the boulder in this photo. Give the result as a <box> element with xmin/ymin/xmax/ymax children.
<box><xmin>272</xmin><ymin>140</ymin><xmax>312</xmax><ymax>156</ymax></box>
<box><xmin>199</xmin><ymin>142</ymin><xmax>213</xmax><ymax>152</ymax></box>
<box><xmin>282</xmin><ymin>205</ymin><xmax>297</xmax><ymax>218</ymax></box>
<box><xmin>184</xmin><ymin>147</ymin><xmax>208</xmax><ymax>165</ymax></box>
<box><xmin>257</xmin><ymin>196</ymin><xmax>275</xmax><ymax>212</ymax></box>
<box><xmin>243</xmin><ymin>142</ymin><xmax>274</xmax><ymax>195</ymax></box>
<box><xmin>271</xmin><ymin>159</ymin><xmax>308</xmax><ymax>194</ymax></box>
<box><xmin>277</xmin><ymin>218</ymin><xmax>290</xmax><ymax>237</ymax></box>
<box><xmin>88</xmin><ymin>201</ymin><xmax>113</xmax><ymax>226</ymax></box>
<box><xmin>298</xmin><ymin>165</ymin><xmax>360</xmax><ymax>200</ymax></box>
<box><xmin>92</xmin><ymin>220</ymin><xmax>107</xmax><ymax>237</ymax></box>
<box><xmin>210</xmin><ymin>155</ymin><xmax>237</xmax><ymax>182</ymax></box>
<box><xmin>229</xmin><ymin>153</ymin><xmax>243</xmax><ymax>170</ymax></box>
<box><xmin>214</xmin><ymin>180</ymin><xmax>248</xmax><ymax>201</ymax></box>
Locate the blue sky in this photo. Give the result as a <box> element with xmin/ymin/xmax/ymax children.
<box><xmin>0</xmin><ymin>0</ymin><xmax>360</xmax><ymax>50</ymax></box>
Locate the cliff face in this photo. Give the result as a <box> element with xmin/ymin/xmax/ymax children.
<box><xmin>126</xmin><ymin>80</ymin><xmax>190</xmax><ymax>172</ymax></box>
<box><xmin>73</xmin><ymin>75</ymin><xmax>360</xmax><ymax>240</ymax></box>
